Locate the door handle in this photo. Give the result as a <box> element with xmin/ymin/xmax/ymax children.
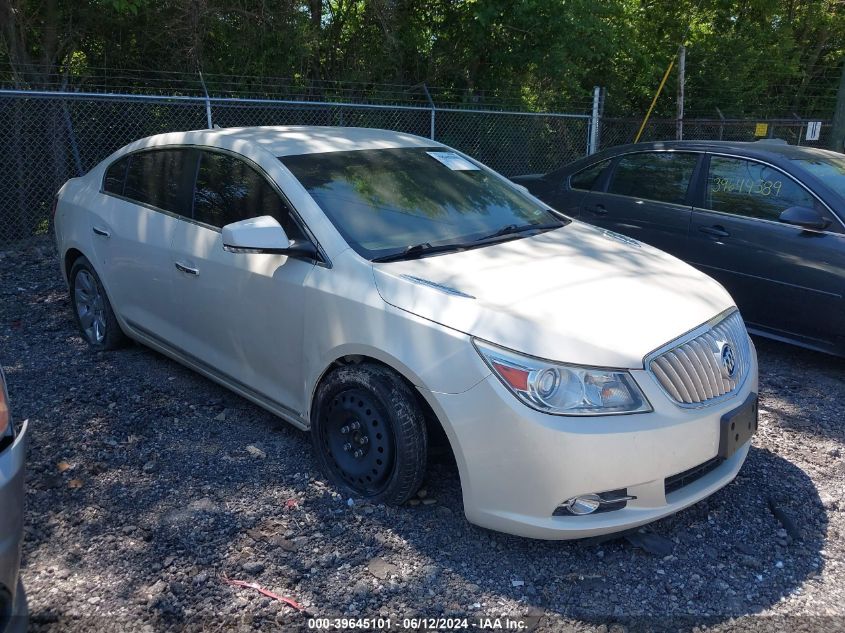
<box><xmin>175</xmin><ymin>261</ymin><xmax>200</xmax><ymax>276</ymax></box>
<box><xmin>92</xmin><ymin>226</ymin><xmax>111</xmax><ymax>237</ymax></box>
<box><xmin>699</xmin><ymin>225</ymin><xmax>730</xmax><ymax>238</ymax></box>
<box><xmin>586</xmin><ymin>204</ymin><xmax>608</xmax><ymax>216</ymax></box>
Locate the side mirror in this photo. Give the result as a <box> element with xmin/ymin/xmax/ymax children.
<box><xmin>778</xmin><ymin>206</ymin><xmax>830</xmax><ymax>231</ymax></box>
<box><xmin>222</xmin><ymin>215</ymin><xmax>317</xmax><ymax>259</ymax></box>
<box><xmin>512</xmin><ymin>182</ymin><xmax>530</xmax><ymax>195</ymax></box>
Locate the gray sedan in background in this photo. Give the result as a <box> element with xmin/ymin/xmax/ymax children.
<box><xmin>513</xmin><ymin>140</ymin><xmax>845</xmax><ymax>357</ymax></box>
<box><xmin>0</xmin><ymin>367</ymin><xmax>27</xmax><ymax>632</ymax></box>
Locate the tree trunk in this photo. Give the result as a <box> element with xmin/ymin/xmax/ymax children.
<box><xmin>308</xmin><ymin>0</ymin><xmax>323</xmax><ymax>80</ymax></box>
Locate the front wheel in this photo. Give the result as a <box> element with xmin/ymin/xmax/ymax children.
<box><xmin>311</xmin><ymin>364</ymin><xmax>427</xmax><ymax>504</ymax></box>
<box><xmin>69</xmin><ymin>256</ymin><xmax>127</xmax><ymax>350</ymax></box>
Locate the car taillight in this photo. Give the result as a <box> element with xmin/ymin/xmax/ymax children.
<box><xmin>51</xmin><ymin>196</ymin><xmax>59</xmax><ymax>220</ymax></box>
<box><xmin>0</xmin><ymin>371</ymin><xmax>9</xmax><ymax>438</ymax></box>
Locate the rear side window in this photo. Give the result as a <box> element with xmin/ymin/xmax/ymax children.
<box><xmin>193</xmin><ymin>151</ymin><xmax>305</xmax><ymax>239</ymax></box>
<box><xmin>570</xmin><ymin>160</ymin><xmax>610</xmax><ymax>191</ymax></box>
<box><xmin>705</xmin><ymin>156</ymin><xmax>816</xmax><ymax>221</ymax></box>
<box><xmin>607</xmin><ymin>152</ymin><xmax>698</xmax><ymax>205</ymax></box>
<box><xmin>122</xmin><ymin>149</ymin><xmax>197</xmax><ymax>217</ymax></box>
<box><xmin>103</xmin><ymin>156</ymin><xmax>130</xmax><ymax>195</ymax></box>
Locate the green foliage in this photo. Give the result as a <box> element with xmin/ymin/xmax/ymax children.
<box><xmin>103</xmin><ymin>0</ymin><xmax>149</xmax><ymax>15</ymax></box>
<box><xmin>0</xmin><ymin>0</ymin><xmax>842</xmax><ymax>117</ymax></box>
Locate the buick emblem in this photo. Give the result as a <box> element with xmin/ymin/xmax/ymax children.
<box><xmin>720</xmin><ymin>343</ymin><xmax>737</xmax><ymax>378</ymax></box>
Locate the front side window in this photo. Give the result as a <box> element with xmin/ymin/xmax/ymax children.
<box><xmin>103</xmin><ymin>156</ymin><xmax>130</xmax><ymax>195</ymax></box>
<box><xmin>193</xmin><ymin>151</ymin><xmax>304</xmax><ymax>240</ymax></box>
<box><xmin>706</xmin><ymin>156</ymin><xmax>815</xmax><ymax>221</ymax></box>
<box><xmin>122</xmin><ymin>148</ymin><xmax>196</xmax><ymax>217</ymax></box>
<box><xmin>607</xmin><ymin>152</ymin><xmax>698</xmax><ymax>205</ymax></box>
<box><xmin>792</xmin><ymin>154</ymin><xmax>845</xmax><ymax>199</ymax></box>
<box><xmin>570</xmin><ymin>159</ymin><xmax>611</xmax><ymax>191</ymax></box>
<box><xmin>280</xmin><ymin>148</ymin><xmax>564</xmax><ymax>260</ymax></box>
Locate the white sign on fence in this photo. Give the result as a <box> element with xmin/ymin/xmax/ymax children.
<box><xmin>806</xmin><ymin>121</ymin><xmax>822</xmax><ymax>141</ymax></box>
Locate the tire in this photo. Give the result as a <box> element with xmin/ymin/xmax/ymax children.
<box><xmin>311</xmin><ymin>363</ymin><xmax>427</xmax><ymax>504</ymax></box>
<box><xmin>69</xmin><ymin>256</ymin><xmax>127</xmax><ymax>350</ymax></box>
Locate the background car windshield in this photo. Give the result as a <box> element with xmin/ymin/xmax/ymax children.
<box><xmin>281</xmin><ymin>148</ymin><xmax>562</xmax><ymax>259</ymax></box>
<box><xmin>793</xmin><ymin>155</ymin><xmax>845</xmax><ymax>198</ymax></box>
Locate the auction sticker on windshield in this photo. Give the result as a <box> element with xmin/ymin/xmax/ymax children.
<box><xmin>427</xmin><ymin>151</ymin><xmax>480</xmax><ymax>170</ymax></box>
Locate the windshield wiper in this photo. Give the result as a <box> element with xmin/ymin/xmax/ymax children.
<box><xmin>371</xmin><ymin>242</ymin><xmax>468</xmax><ymax>263</ymax></box>
<box><xmin>472</xmin><ymin>222</ymin><xmax>563</xmax><ymax>243</ymax></box>
<box><xmin>371</xmin><ymin>222</ymin><xmax>564</xmax><ymax>263</ymax></box>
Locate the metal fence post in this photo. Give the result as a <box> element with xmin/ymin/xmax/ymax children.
<box><xmin>62</xmin><ymin>99</ymin><xmax>84</xmax><ymax>176</ymax></box>
<box><xmin>199</xmin><ymin>71</ymin><xmax>213</xmax><ymax>129</ymax></box>
<box><xmin>793</xmin><ymin>113</ymin><xmax>804</xmax><ymax>146</ymax></box>
<box><xmin>422</xmin><ymin>83</ymin><xmax>435</xmax><ymax>140</ymax></box>
<box><xmin>588</xmin><ymin>86</ymin><xmax>600</xmax><ymax>155</ymax></box>
<box><xmin>59</xmin><ymin>75</ymin><xmax>84</xmax><ymax>176</ymax></box>
<box><xmin>716</xmin><ymin>107</ymin><xmax>725</xmax><ymax>140</ymax></box>
<box><xmin>676</xmin><ymin>45</ymin><xmax>686</xmax><ymax>140</ymax></box>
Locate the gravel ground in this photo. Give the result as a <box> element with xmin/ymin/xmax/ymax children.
<box><xmin>1</xmin><ymin>238</ymin><xmax>844</xmax><ymax>632</ymax></box>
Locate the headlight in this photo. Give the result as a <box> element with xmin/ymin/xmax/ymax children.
<box><xmin>473</xmin><ymin>339</ymin><xmax>652</xmax><ymax>416</ymax></box>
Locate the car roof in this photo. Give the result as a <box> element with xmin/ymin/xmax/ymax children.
<box><xmin>586</xmin><ymin>139</ymin><xmax>841</xmax><ymax>164</ymax></box>
<box><xmin>131</xmin><ymin>125</ymin><xmax>441</xmax><ymax>157</ymax></box>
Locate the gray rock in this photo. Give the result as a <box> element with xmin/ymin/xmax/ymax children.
<box><xmin>352</xmin><ymin>580</ymin><xmax>371</xmax><ymax>599</ymax></box>
<box><xmin>740</xmin><ymin>555</ymin><xmax>763</xmax><ymax>570</ymax></box>
<box><xmin>368</xmin><ymin>557</ymin><xmax>399</xmax><ymax>580</ymax></box>
<box><xmin>246</xmin><ymin>444</ymin><xmax>266</xmax><ymax>459</ymax></box>
<box><xmin>242</xmin><ymin>561</ymin><xmax>265</xmax><ymax>574</ymax></box>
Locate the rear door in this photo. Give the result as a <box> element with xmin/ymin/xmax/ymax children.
<box><xmin>93</xmin><ymin>148</ymin><xmax>197</xmax><ymax>344</ymax></box>
<box><xmin>688</xmin><ymin>153</ymin><xmax>845</xmax><ymax>345</ymax></box>
<box><xmin>170</xmin><ymin>150</ymin><xmax>315</xmax><ymax>415</ymax></box>
<box><xmin>580</xmin><ymin>151</ymin><xmax>701</xmax><ymax>258</ymax></box>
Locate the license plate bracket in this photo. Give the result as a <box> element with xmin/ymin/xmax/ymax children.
<box><xmin>718</xmin><ymin>393</ymin><xmax>758</xmax><ymax>460</ymax></box>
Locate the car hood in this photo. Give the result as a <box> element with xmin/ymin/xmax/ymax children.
<box><xmin>371</xmin><ymin>222</ymin><xmax>735</xmax><ymax>369</ymax></box>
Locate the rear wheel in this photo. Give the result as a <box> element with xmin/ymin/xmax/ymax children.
<box><xmin>69</xmin><ymin>256</ymin><xmax>127</xmax><ymax>350</ymax></box>
<box><xmin>311</xmin><ymin>364</ymin><xmax>427</xmax><ymax>504</ymax></box>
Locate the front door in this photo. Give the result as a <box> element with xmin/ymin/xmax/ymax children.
<box><xmin>171</xmin><ymin>150</ymin><xmax>315</xmax><ymax>416</ymax></box>
<box><xmin>688</xmin><ymin>154</ymin><xmax>845</xmax><ymax>346</ymax></box>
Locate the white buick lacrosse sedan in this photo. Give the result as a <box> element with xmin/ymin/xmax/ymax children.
<box><xmin>54</xmin><ymin>126</ymin><xmax>758</xmax><ymax>539</ymax></box>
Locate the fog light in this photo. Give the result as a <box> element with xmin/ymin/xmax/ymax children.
<box><xmin>553</xmin><ymin>489</ymin><xmax>636</xmax><ymax>517</ymax></box>
<box><xmin>563</xmin><ymin>494</ymin><xmax>602</xmax><ymax>515</ymax></box>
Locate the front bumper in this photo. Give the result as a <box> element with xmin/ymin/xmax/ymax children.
<box><xmin>0</xmin><ymin>420</ymin><xmax>28</xmax><ymax>633</ymax></box>
<box><xmin>427</xmin><ymin>345</ymin><xmax>758</xmax><ymax>540</ymax></box>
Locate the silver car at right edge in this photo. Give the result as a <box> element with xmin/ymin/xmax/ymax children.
<box><xmin>0</xmin><ymin>367</ymin><xmax>28</xmax><ymax>633</ymax></box>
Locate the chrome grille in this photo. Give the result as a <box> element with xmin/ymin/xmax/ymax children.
<box><xmin>648</xmin><ymin>310</ymin><xmax>751</xmax><ymax>407</ymax></box>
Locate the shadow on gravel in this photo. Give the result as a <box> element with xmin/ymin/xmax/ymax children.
<box><xmin>376</xmin><ymin>443</ymin><xmax>828</xmax><ymax>631</ymax></box>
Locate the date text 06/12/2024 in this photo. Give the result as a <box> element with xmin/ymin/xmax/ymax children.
<box><xmin>307</xmin><ymin>616</ymin><xmax>530</xmax><ymax>630</ymax></box>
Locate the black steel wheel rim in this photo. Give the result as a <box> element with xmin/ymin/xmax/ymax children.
<box><xmin>319</xmin><ymin>388</ymin><xmax>396</xmax><ymax>496</ymax></box>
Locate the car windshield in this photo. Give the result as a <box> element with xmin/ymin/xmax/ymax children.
<box><xmin>792</xmin><ymin>154</ymin><xmax>845</xmax><ymax>198</ymax></box>
<box><xmin>280</xmin><ymin>147</ymin><xmax>564</xmax><ymax>260</ymax></box>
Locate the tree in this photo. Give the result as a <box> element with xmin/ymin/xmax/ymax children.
<box><xmin>0</xmin><ymin>0</ymin><xmax>842</xmax><ymax>119</ymax></box>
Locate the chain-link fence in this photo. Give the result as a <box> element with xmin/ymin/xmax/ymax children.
<box><xmin>0</xmin><ymin>86</ymin><xmax>836</xmax><ymax>244</ymax></box>
<box><xmin>598</xmin><ymin>117</ymin><xmax>833</xmax><ymax>151</ymax></box>
<box><xmin>0</xmin><ymin>89</ymin><xmax>596</xmax><ymax>243</ymax></box>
